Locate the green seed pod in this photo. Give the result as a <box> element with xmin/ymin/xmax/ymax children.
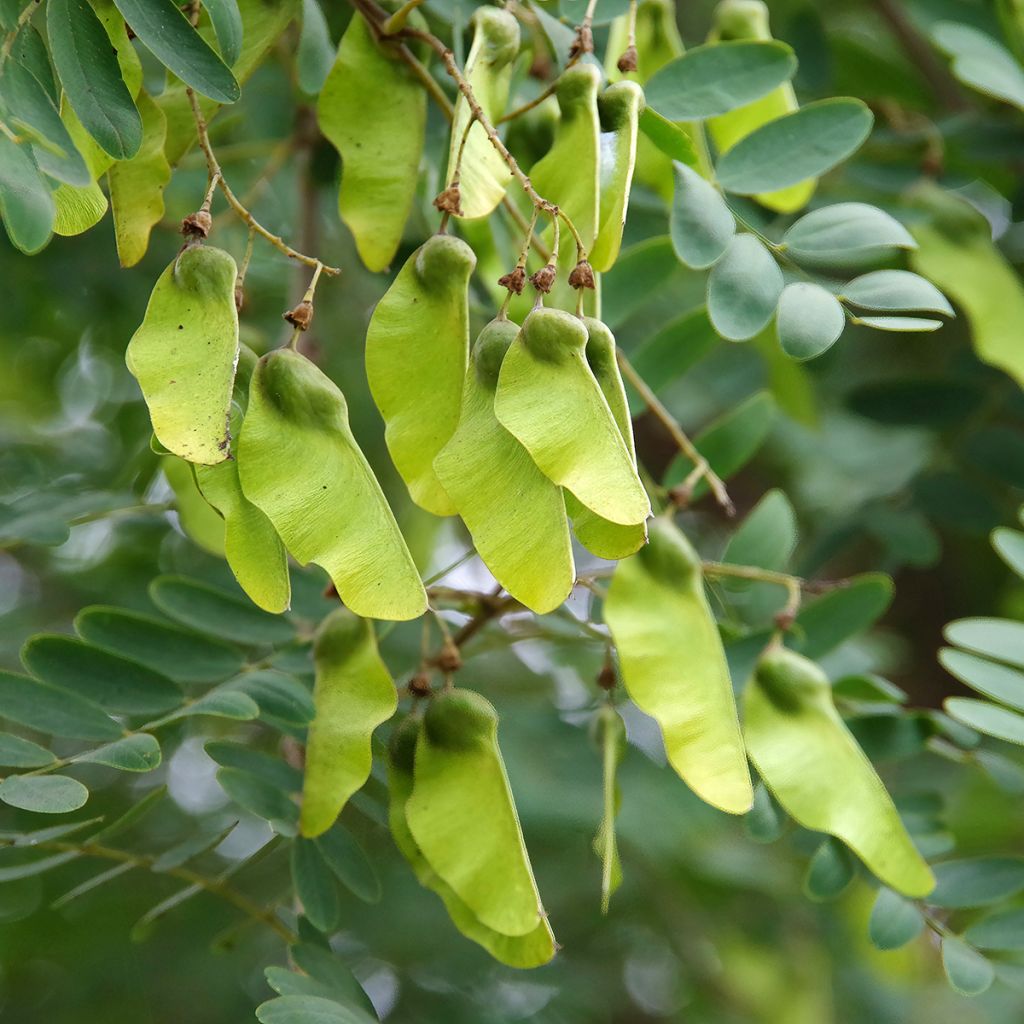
<box><xmin>447</xmin><ymin>7</ymin><xmax>520</xmax><ymax>219</ymax></box>
<box><xmin>591</xmin><ymin>82</ymin><xmax>643</xmax><ymax>272</ymax></box>
<box><xmin>387</xmin><ymin>715</ymin><xmax>556</xmax><ymax>967</ymax></box>
<box><xmin>706</xmin><ymin>0</ymin><xmax>815</xmax><ymax>214</ymax></box>
<box><xmin>318</xmin><ymin>11</ymin><xmax>426</xmax><ymax>271</ymax></box>
<box><xmin>565</xmin><ymin>319</ymin><xmax>647</xmax><ymax>559</ymax></box>
<box><xmin>744</xmin><ymin>645</ymin><xmax>935</xmax><ymax>898</ymax></box>
<box><xmin>365</xmin><ymin>233</ymin><xmax>476</xmax><ymax>516</ymax></box>
<box><xmin>237</xmin><ymin>348</ymin><xmax>427</xmax><ymax>621</ymax></box>
<box><xmin>126</xmin><ymin>244</ymin><xmax>239</xmax><ymax>465</ymax></box>
<box><xmin>405</xmin><ymin>689</ymin><xmax>550</xmax><ymax>939</ymax></box>
<box><xmin>495</xmin><ymin>308</ymin><xmax>650</xmax><ymax>527</ymax></box>
<box><xmin>434</xmin><ymin>318</ymin><xmax>574</xmax><ymax>614</ymax></box>
<box><xmin>161</xmin><ymin>455</ymin><xmax>226</xmax><ymax>556</ymax></box>
<box><xmin>604</xmin><ymin>518</ymin><xmax>752</xmax><ymax>814</ymax></box>
<box><xmin>300</xmin><ymin>609</ymin><xmax>397</xmax><ymax>837</ymax></box>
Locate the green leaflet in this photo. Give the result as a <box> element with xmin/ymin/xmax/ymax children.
<box><xmin>604</xmin><ymin>517</ymin><xmax>752</xmax><ymax>814</ymax></box>
<box><xmin>237</xmin><ymin>348</ymin><xmax>426</xmax><ymax>621</ymax></box>
<box><xmin>566</xmin><ymin>318</ymin><xmax>647</xmax><ymax>559</ymax></box>
<box><xmin>387</xmin><ymin>718</ymin><xmax>556</xmax><ymax>968</ymax></box>
<box><xmin>447</xmin><ymin>7</ymin><xmax>519</xmax><ymax>219</ymax></box>
<box><xmin>318</xmin><ymin>12</ymin><xmax>426</xmax><ymax>271</ymax></box>
<box><xmin>911</xmin><ymin>190</ymin><xmax>1024</xmax><ymax>389</ymax></box>
<box><xmin>743</xmin><ymin>645</ymin><xmax>935</xmax><ymax>898</ymax></box>
<box><xmin>126</xmin><ymin>244</ymin><xmax>239</xmax><ymax>465</ymax></box>
<box><xmin>162</xmin><ymin>455</ymin><xmax>226</xmax><ymax>556</ymax></box>
<box><xmin>300</xmin><ymin>610</ymin><xmax>396</xmax><ymax>837</ymax></box>
<box><xmin>591</xmin><ymin>81</ymin><xmax>643</xmax><ymax>272</ymax></box>
<box><xmin>0</xmin><ymin>133</ymin><xmax>54</xmax><ymax>254</ymax></box>
<box><xmin>495</xmin><ymin>307</ymin><xmax>650</xmax><ymax>527</ymax></box>
<box><xmin>365</xmin><ymin>234</ymin><xmax>475</xmax><ymax>516</ymax></box>
<box><xmin>108</xmin><ymin>92</ymin><xmax>172</xmax><ymax>268</ymax></box>
<box><xmin>433</xmin><ymin>318</ymin><xmax>575</xmax><ymax>614</ymax></box>
<box><xmin>531</xmin><ymin>62</ymin><xmax>602</xmax><ymax>252</ymax></box>
<box><xmin>194</xmin><ymin>455</ymin><xmax>291</xmax><ymax>615</ymax></box>
<box><xmin>706</xmin><ymin>0</ymin><xmax>815</xmax><ymax>213</ymax></box>
<box><xmin>405</xmin><ymin>691</ymin><xmax>551</xmax><ymax>939</ymax></box>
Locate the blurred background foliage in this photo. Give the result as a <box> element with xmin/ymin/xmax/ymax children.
<box><xmin>3</xmin><ymin>0</ymin><xmax>1024</xmax><ymax>1021</ymax></box>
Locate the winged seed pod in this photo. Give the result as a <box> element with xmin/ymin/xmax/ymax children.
<box><xmin>125</xmin><ymin>244</ymin><xmax>239</xmax><ymax>465</ymax></box>
<box><xmin>706</xmin><ymin>0</ymin><xmax>815</xmax><ymax>213</ymax></box>
<box><xmin>405</xmin><ymin>689</ymin><xmax>550</xmax><ymax>939</ymax></box>
<box><xmin>433</xmin><ymin>318</ymin><xmax>575</xmax><ymax>614</ymax></box>
<box><xmin>604</xmin><ymin>517</ymin><xmax>753</xmax><ymax>814</ymax></box>
<box><xmin>591</xmin><ymin>82</ymin><xmax>643</xmax><ymax>272</ymax></box>
<box><xmin>446</xmin><ymin>7</ymin><xmax>520</xmax><ymax>219</ymax></box>
<box><xmin>365</xmin><ymin>233</ymin><xmax>476</xmax><ymax>516</ymax></box>
<box><xmin>237</xmin><ymin>348</ymin><xmax>427</xmax><ymax>622</ymax></box>
<box><xmin>494</xmin><ymin>307</ymin><xmax>650</xmax><ymax>527</ymax></box>
<box><xmin>318</xmin><ymin>10</ymin><xmax>427</xmax><ymax>271</ymax></box>
<box><xmin>387</xmin><ymin>717</ymin><xmax>556</xmax><ymax>968</ymax></box>
<box><xmin>565</xmin><ymin>318</ymin><xmax>648</xmax><ymax>559</ymax></box>
<box><xmin>300</xmin><ymin>609</ymin><xmax>397</xmax><ymax>838</ymax></box>
<box><xmin>744</xmin><ymin>644</ymin><xmax>935</xmax><ymax>898</ymax></box>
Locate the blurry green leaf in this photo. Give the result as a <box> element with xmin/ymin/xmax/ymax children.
<box><xmin>841</xmin><ymin>270</ymin><xmax>953</xmax><ymax>316</ymax></box>
<box><xmin>111</xmin><ymin>0</ymin><xmax>240</xmax><ymax>103</ymax></box>
<box><xmin>783</xmin><ymin>203</ymin><xmax>915</xmax><ymax>268</ymax></box>
<box><xmin>722</xmin><ymin>489</ymin><xmax>797</xmax><ymax>582</ymax></box>
<box><xmin>291</xmin><ymin>837</ymin><xmax>341</xmax><ymax>934</ymax></box>
<box><xmin>637</xmin><ymin>107</ymin><xmax>700</xmax><ymax>171</ymax></box>
<box><xmin>74</xmin><ymin>606</ymin><xmax>244</xmax><ymax>683</ymax></box>
<box><xmin>716</xmin><ymin>99</ymin><xmax>872</xmax><ymax>195</ymax></box>
<box><xmin>315</xmin><ymin>824</ymin><xmax>382</xmax><ymax>904</ymax></box>
<box><xmin>856</xmin><ymin>316</ymin><xmax>943</xmax><ymax>333</ymax></box>
<box><xmin>21</xmin><ymin>635</ymin><xmax>183</xmax><ymax>716</ymax></box>
<box><xmin>75</xmin><ymin>734</ymin><xmax>161</xmax><ymax>772</ymax></box>
<box><xmin>0</xmin><ymin>670</ymin><xmax>121</xmax><ymax>741</ymax></box>
<box><xmin>229</xmin><ymin>671</ymin><xmax>314</xmax><ymax>727</ymax></box>
<box><xmin>928</xmin><ymin>857</ymin><xmax>1024</xmax><ymax>908</ymax></box>
<box><xmin>50</xmin><ymin>862</ymin><xmax>134</xmax><ymax>909</ymax></box>
<box><xmin>289</xmin><ymin>943</ymin><xmax>378</xmax><ymax>1017</ymax></box>
<box><xmin>0</xmin><ymin>134</ymin><xmax>55</xmax><ymax>253</ymax></box>
<box><xmin>149</xmin><ymin>576</ymin><xmax>296</xmax><ymax>646</ymax></box>
<box><xmin>646</xmin><ymin>41</ymin><xmax>796</xmax><ymax>120</ymax></box>
<box><xmin>803</xmin><ymin>838</ymin><xmax>855</xmax><ymax>901</ymax></box>
<box><xmin>869</xmin><ymin>887</ymin><xmax>925</xmax><ymax>950</ymax></box>
<box><xmin>0</xmin><ymin>733</ymin><xmax>56</xmax><ymax>768</ymax></box>
<box><xmin>151</xmin><ymin>823</ymin><xmax>237</xmax><ymax>871</ymax></box>
<box><xmin>47</xmin><ymin>0</ymin><xmax>142</xmax><ymax>159</ymax></box>
<box><xmin>0</xmin><ymin>775</ymin><xmax>89</xmax><ymax>814</ymax></box>
<box><xmin>707</xmin><ymin>234</ymin><xmax>783</xmax><ymax>341</ymax></box>
<box><xmin>944</xmin><ymin>697</ymin><xmax>1024</xmax><ymax>746</ymax></box>
<box><xmin>942</xmin><ymin>937</ymin><xmax>995</xmax><ymax>997</ymax></box>
<box><xmin>205</xmin><ymin>741</ymin><xmax>301</xmax><ymax>791</ymax></box>
<box><xmin>669</xmin><ymin>161</ymin><xmax>735</xmax><ymax>269</ymax></box>
<box><xmin>993</xmin><ymin>528</ymin><xmax>1024</xmax><ymax>578</ymax></box>
<box><xmin>90</xmin><ymin>785</ymin><xmax>167</xmax><ymax>843</ymax></box>
<box><xmin>256</xmin><ymin>995</ymin><xmax>373</xmax><ymax>1024</ymax></box>
<box><xmin>974</xmin><ymin>748</ymin><xmax>1024</xmax><ymax>795</ymax></box>
<box><xmin>217</xmin><ymin>767</ymin><xmax>299</xmax><ymax>832</ymax></box>
<box><xmin>602</xmin><ymin>236</ymin><xmax>679</xmax><ymax>329</ymax></box>
<box><xmin>795</xmin><ymin>574</ymin><xmax>893</xmax><ymax>659</ymax></box>
<box><xmin>776</xmin><ymin>281</ymin><xmax>845</xmax><ymax>361</ymax></box>
<box><xmin>297</xmin><ymin>0</ymin><xmax>333</xmax><ymax>95</ymax></box>
<box><xmin>932</xmin><ymin>22</ymin><xmax>1024</xmax><ymax>110</ymax></box>
<box><xmin>832</xmin><ymin>673</ymin><xmax>907</xmax><ymax>705</ymax></box>
<box><xmin>945</xmin><ymin>618</ymin><xmax>1024</xmax><ymax>670</ymax></box>
<box><xmin>203</xmin><ymin>0</ymin><xmax>244</xmax><ymax>66</ymax></box>
<box><xmin>0</xmin><ymin>851</ymin><xmax>79</xmax><ymax>881</ymax></box>
<box><xmin>939</xmin><ymin>649</ymin><xmax>1024</xmax><ymax>712</ymax></box>
<box><xmin>965</xmin><ymin>909</ymin><xmax>1024</xmax><ymax>951</ymax></box>
<box><xmin>745</xmin><ymin>781</ymin><xmax>785</xmax><ymax>842</ymax></box>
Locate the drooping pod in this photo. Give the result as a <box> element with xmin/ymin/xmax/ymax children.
<box><xmin>404</xmin><ymin>690</ymin><xmax>551</xmax><ymax>939</ymax></box>
<box><xmin>591</xmin><ymin>82</ymin><xmax>644</xmax><ymax>272</ymax></box>
<box><xmin>365</xmin><ymin>233</ymin><xmax>476</xmax><ymax>516</ymax></box>
<box><xmin>565</xmin><ymin>318</ymin><xmax>648</xmax><ymax>559</ymax></box>
<box><xmin>744</xmin><ymin>645</ymin><xmax>935</xmax><ymax>897</ymax></box>
<box><xmin>594</xmin><ymin>704</ymin><xmax>626</xmax><ymax>914</ymax></box>
<box><xmin>433</xmin><ymin>318</ymin><xmax>574</xmax><ymax>614</ymax></box>
<box><xmin>318</xmin><ymin>9</ymin><xmax>427</xmax><ymax>271</ymax></box>
<box><xmin>604</xmin><ymin>517</ymin><xmax>752</xmax><ymax>814</ymax></box>
<box><xmin>706</xmin><ymin>0</ymin><xmax>815</xmax><ymax>213</ymax></box>
<box><xmin>300</xmin><ymin>609</ymin><xmax>397</xmax><ymax>837</ymax></box>
<box><xmin>387</xmin><ymin>717</ymin><xmax>556</xmax><ymax>968</ymax></box>
<box><xmin>237</xmin><ymin>348</ymin><xmax>427</xmax><ymax>621</ymax></box>
<box><xmin>446</xmin><ymin>7</ymin><xmax>520</xmax><ymax>218</ymax></box>
<box><xmin>126</xmin><ymin>243</ymin><xmax>239</xmax><ymax>465</ymax></box>
<box><xmin>494</xmin><ymin>307</ymin><xmax>650</xmax><ymax>527</ymax></box>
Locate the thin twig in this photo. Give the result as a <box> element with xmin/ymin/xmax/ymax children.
<box><xmin>185</xmin><ymin>89</ymin><xmax>340</xmax><ymax>275</ymax></box>
<box><xmin>615</xmin><ymin>351</ymin><xmax>735</xmax><ymax>517</ymax></box>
